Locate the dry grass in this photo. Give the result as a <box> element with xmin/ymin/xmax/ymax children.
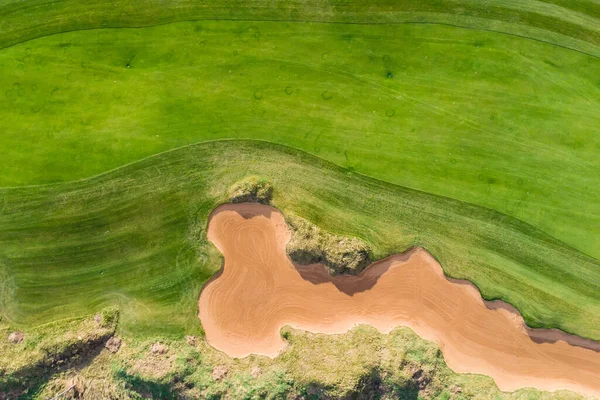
<box><xmin>286</xmin><ymin>214</ymin><xmax>372</xmax><ymax>275</ymax></box>
<box><xmin>0</xmin><ymin>309</ymin><xmax>118</xmax><ymax>374</ymax></box>
<box><xmin>3</xmin><ymin>311</ymin><xmax>589</xmax><ymax>400</ymax></box>
<box><xmin>228</xmin><ymin>176</ymin><xmax>274</xmax><ymax>204</ymax></box>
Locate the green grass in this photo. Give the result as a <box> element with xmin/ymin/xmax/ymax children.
<box><xmin>1</xmin><ymin>141</ymin><xmax>599</xmax><ymax>341</ymax></box>
<box><xmin>1</xmin><ymin>14</ymin><xmax>600</xmax><ymax>262</ymax></box>
<box><xmin>1</xmin><ymin>1</ymin><xmax>600</xmax><ymax>396</ymax></box>
<box><xmin>2</xmin><ymin>0</ymin><xmax>600</xmax><ymax>55</ymax></box>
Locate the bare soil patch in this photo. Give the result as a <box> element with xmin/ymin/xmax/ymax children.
<box><xmin>150</xmin><ymin>342</ymin><xmax>168</xmax><ymax>355</ymax></box>
<box><xmin>132</xmin><ymin>353</ymin><xmax>176</xmax><ymax>380</ymax></box>
<box><xmin>8</xmin><ymin>331</ymin><xmax>24</xmax><ymax>344</ymax></box>
<box><xmin>104</xmin><ymin>337</ymin><xmax>121</xmax><ymax>353</ymax></box>
<box><xmin>212</xmin><ymin>365</ymin><xmax>228</xmax><ymax>381</ymax></box>
<box><xmin>199</xmin><ymin>203</ymin><xmax>600</xmax><ymax>398</ymax></box>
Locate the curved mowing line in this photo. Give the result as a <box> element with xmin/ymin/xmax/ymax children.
<box><xmin>2</xmin><ymin>136</ymin><xmax>598</xmax><ymax>270</ymax></box>
<box><xmin>1</xmin><ymin>17</ymin><xmax>599</xmax><ymax>60</ymax></box>
<box><xmin>1</xmin><ymin>137</ymin><xmax>597</xmax><ymax>262</ymax></box>
<box><xmin>0</xmin><ymin>138</ymin><xmax>267</xmax><ymax>190</ymax></box>
<box><xmin>1</xmin><ymin>139</ymin><xmax>599</xmax><ymax>342</ymax></box>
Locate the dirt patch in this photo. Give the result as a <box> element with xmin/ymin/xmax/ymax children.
<box><xmin>8</xmin><ymin>332</ymin><xmax>24</xmax><ymax>344</ymax></box>
<box><xmin>150</xmin><ymin>343</ymin><xmax>168</xmax><ymax>355</ymax></box>
<box><xmin>199</xmin><ymin>203</ymin><xmax>600</xmax><ymax>398</ymax></box>
<box><xmin>185</xmin><ymin>335</ymin><xmax>197</xmax><ymax>347</ymax></box>
<box><xmin>212</xmin><ymin>365</ymin><xmax>228</xmax><ymax>381</ymax></box>
<box><xmin>104</xmin><ymin>337</ymin><xmax>121</xmax><ymax>353</ymax></box>
<box><xmin>287</xmin><ymin>214</ymin><xmax>371</xmax><ymax>276</ymax></box>
<box><xmin>450</xmin><ymin>385</ymin><xmax>462</xmax><ymax>394</ymax></box>
<box><xmin>132</xmin><ymin>352</ymin><xmax>176</xmax><ymax>380</ymax></box>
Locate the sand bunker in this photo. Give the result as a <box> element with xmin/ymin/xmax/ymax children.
<box><xmin>199</xmin><ymin>203</ymin><xmax>600</xmax><ymax>397</ymax></box>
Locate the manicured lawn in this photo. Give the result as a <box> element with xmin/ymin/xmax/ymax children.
<box><xmin>1</xmin><ymin>19</ymin><xmax>600</xmax><ymax>261</ymax></box>
<box><xmin>1</xmin><ymin>141</ymin><xmax>598</xmax><ymax>340</ymax></box>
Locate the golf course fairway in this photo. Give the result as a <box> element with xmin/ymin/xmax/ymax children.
<box><xmin>2</xmin><ymin>0</ymin><xmax>600</xmax><ymax>398</ymax></box>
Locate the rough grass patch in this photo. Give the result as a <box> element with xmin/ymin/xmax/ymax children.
<box><xmin>286</xmin><ymin>214</ymin><xmax>372</xmax><ymax>275</ymax></box>
<box><xmin>0</xmin><ymin>308</ymin><xmax>119</xmax><ymax>398</ymax></box>
<box><xmin>228</xmin><ymin>176</ymin><xmax>273</xmax><ymax>204</ymax></box>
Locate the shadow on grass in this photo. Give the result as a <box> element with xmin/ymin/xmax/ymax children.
<box><xmin>302</xmin><ymin>367</ymin><xmax>422</xmax><ymax>400</ymax></box>
<box><xmin>114</xmin><ymin>369</ymin><xmax>181</xmax><ymax>400</ymax></box>
<box><xmin>1</xmin><ymin>337</ymin><xmax>108</xmax><ymax>400</ymax></box>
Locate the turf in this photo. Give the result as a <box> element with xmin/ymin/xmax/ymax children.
<box><xmin>2</xmin><ymin>0</ymin><xmax>600</xmax><ymax>55</ymax></box>
<box><xmin>1</xmin><ymin>141</ymin><xmax>599</xmax><ymax>341</ymax></box>
<box><xmin>1</xmin><ymin>15</ymin><xmax>599</xmax><ymax>263</ymax></box>
<box><xmin>1</xmin><ymin>0</ymin><xmax>600</xmax><ymax>391</ymax></box>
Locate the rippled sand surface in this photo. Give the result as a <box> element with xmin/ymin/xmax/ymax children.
<box><xmin>199</xmin><ymin>203</ymin><xmax>600</xmax><ymax>397</ymax></box>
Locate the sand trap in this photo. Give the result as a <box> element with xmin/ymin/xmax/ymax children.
<box><xmin>199</xmin><ymin>203</ymin><xmax>600</xmax><ymax>398</ymax></box>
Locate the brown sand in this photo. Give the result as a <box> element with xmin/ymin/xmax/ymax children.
<box><xmin>199</xmin><ymin>203</ymin><xmax>600</xmax><ymax>398</ymax></box>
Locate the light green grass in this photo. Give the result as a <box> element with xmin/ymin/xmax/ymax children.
<box><xmin>1</xmin><ymin>17</ymin><xmax>599</xmax><ymax>262</ymax></box>
<box><xmin>1</xmin><ymin>141</ymin><xmax>599</xmax><ymax>341</ymax></box>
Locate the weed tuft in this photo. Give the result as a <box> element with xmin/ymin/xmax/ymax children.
<box><xmin>286</xmin><ymin>214</ymin><xmax>371</xmax><ymax>275</ymax></box>
<box><xmin>228</xmin><ymin>176</ymin><xmax>273</xmax><ymax>204</ymax></box>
